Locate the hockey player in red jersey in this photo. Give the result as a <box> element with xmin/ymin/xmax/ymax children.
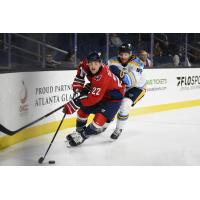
<box><xmin>63</xmin><ymin>52</ymin><xmax>125</xmax><ymax>146</ymax></box>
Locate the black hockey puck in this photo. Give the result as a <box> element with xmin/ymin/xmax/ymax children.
<box><xmin>49</xmin><ymin>160</ymin><xmax>55</xmax><ymax>164</ymax></box>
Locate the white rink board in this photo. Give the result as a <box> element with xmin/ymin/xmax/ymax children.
<box><xmin>135</xmin><ymin>68</ymin><xmax>200</xmax><ymax>108</ymax></box>
<box><xmin>0</xmin><ymin>68</ymin><xmax>200</xmax><ymax>137</ymax></box>
<box><xmin>0</xmin><ymin>71</ymin><xmax>76</xmax><ymax>137</ymax></box>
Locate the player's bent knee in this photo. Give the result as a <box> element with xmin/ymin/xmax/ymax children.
<box><xmin>84</xmin><ymin>113</ymin><xmax>108</xmax><ymax>136</ymax></box>
<box><xmin>77</xmin><ymin>109</ymin><xmax>89</xmax><ymax>120</ymax></box>
<box><xmin>93</xmin><ymin>113</ymin><xmax>107</xmax><ymax>127</ymax></box>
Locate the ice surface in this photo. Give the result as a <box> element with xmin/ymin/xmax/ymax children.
<box><xmin>0</xmin><ymin>107</ymin><xmax>200</xmax><ymax>166</ymax></box>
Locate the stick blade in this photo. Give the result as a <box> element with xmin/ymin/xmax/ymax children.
<box><xmin>38</xmin><ymin>157</ymin><xmax>44</xmax><ymax>164</ymax></box>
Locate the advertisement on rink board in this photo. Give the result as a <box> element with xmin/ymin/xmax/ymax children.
<box><xmin>137</xmin><ymin>68</ymin><xmax>200</xmax><ymax>108</ymax></box>
<box><xmin>176</xmin><ymin>75</ymin><xmax>200</xmax><ymax>90</ymax></box>
<box><xmin>0</xmin><ymin>71</ymin><xmax>75</xmax><ymax>137</ymax></box>
<box><xmin>0</xmin><ymin>68</ymin><xmax>200</xmax><ymax>137</ymax></box>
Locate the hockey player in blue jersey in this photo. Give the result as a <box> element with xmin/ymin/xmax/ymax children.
<box><xmin>107</xmin><ymin>43</ymin><xmax>147</xmax><ymax>139</ymax></box>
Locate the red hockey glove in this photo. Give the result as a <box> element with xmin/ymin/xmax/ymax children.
<box><xmin>63</xmin><ymin>91</ymin><xmax>88</xmax><ymax>115</ymax></box>
<box><xmin>63</xmin><ymin>99</ymin><xmax>80</xmax><ymax>115</ymax></box>
<box><xmin>72</xmin><ymin>76</ymin><xmax>85</xmax><ymax>92</ymax></box>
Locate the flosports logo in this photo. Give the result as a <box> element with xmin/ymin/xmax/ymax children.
<box><xmin>176</xmin><ymin>75</ymin><xmax>200</xmax><ymax>90</ymax></box>
<box><xmin>177</xmin><ymin>76</ymin><xmax>200</xmax><ymax>86</ymax></box>
<box><xmin>19</xmin><ymin>80</ymin><xmax>29</xmax><ymax>112</ymax></box>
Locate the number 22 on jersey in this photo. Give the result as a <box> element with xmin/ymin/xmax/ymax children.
<box><xmin>91</xmin><ymin>87</ymin><xmax>101</xmax><ymax>96</ymax></box>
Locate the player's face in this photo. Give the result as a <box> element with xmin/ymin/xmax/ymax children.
<box><xmin>88</xmin><ymin>61</ymin><xmax>101</xmax><ymax>74</ymax></box>
<box><xmin>119</xmin><ymin>52</ymin><xmax>130</xmax><ymax>64</ymax></box>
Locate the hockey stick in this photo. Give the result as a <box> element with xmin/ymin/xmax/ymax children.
<box><xmin>38</xmin><ymin>113</ymin><xmax>66</xmax><ymax>164</ymax></box>
<box><xmin>0</xmin><ymin>104</ymin><xmax>65</xmax><ymax>136</ymax></box>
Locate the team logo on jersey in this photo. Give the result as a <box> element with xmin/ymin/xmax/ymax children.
<box><xmin>95</xmin><ymin>75</ymin><xmax>102</xmax><ymax>81</ymax></box>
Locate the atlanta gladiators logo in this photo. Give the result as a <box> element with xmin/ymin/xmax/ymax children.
<box><xmin>19</xmin><ymin>81</ymin><xmax>29</xmax><ymax>113</ymax></box>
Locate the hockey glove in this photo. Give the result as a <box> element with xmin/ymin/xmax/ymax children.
<box><xmin>63</xmin><ymin>93</ymin><xmax>88</xmax><ymax>115</ymax></box>
<box><xmin>63</xmin><ymin>99</ymin><xmax>79</xmax><ymax>115</ymax></box>
<box><xmin>72</xmin><ymin>76</ymin><xmax>85</xmax><ymax>92</ymax></box>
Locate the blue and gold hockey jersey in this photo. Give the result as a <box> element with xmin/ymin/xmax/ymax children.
<box><xmin>107</xmin><ymin>55</ymin><xmax>147</xmax><ymax>90</ymax></box>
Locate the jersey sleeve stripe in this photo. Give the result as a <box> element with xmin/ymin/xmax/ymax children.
<box><xmin>129</xmin><ymin>71</ymin><xmax>136</xmax><ymax>84</ymax></box>
<box><xmin>126</xmin><ymin>74</ymin><xmax>132</xmax><ymax>87</ymax></box>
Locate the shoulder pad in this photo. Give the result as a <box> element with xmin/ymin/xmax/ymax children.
<box><xmin>108</xmin><ymin>56</ymin><xmax>120</xmax><ymax>64</ymax></box>
<box><xmin>130</xmin><ymin>56</ymin><xmax>144</xmax><ymax>69</ymax></box>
